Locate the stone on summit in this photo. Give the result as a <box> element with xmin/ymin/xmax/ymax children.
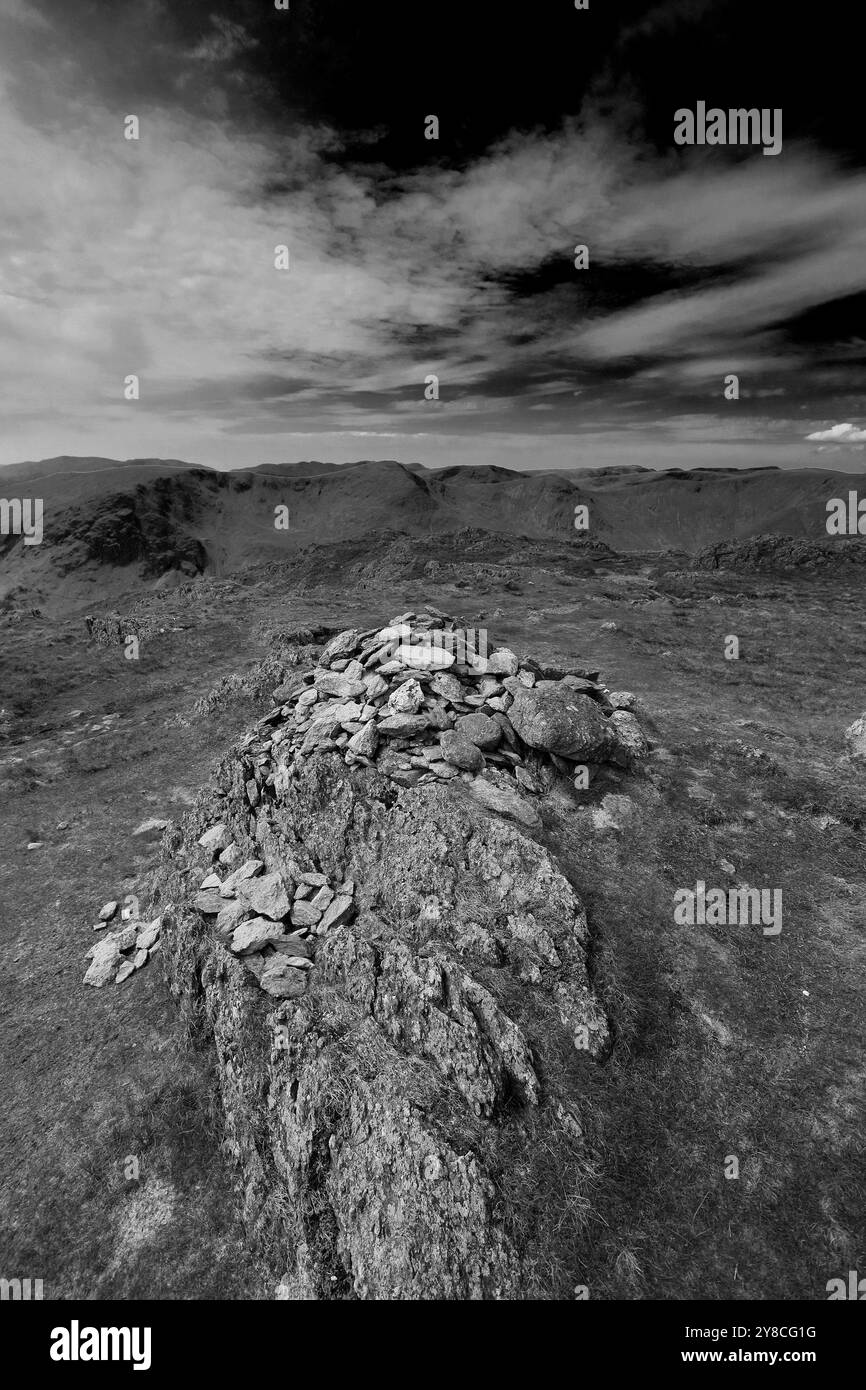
<box><xmin>507</xmin><ymin>684</ymin><xmax>612</xmax><ymax>761</ymax></box>
<box><xmin>314</xmin><ymin>670</ymin><xmax>367</xmax><ymax>700</ymax></box>
<box><xmin>198</xmin><ymin>823</ymin><xmax>230</xmax><ymax>855</ymax></box>
<box><xmin>395</xmin><ymin>642</ymin><xmax>455</xmax><ymax>671</ymax></box>
<box><xmin>317</xmin><ymin>892</ymin><xmax>355</xmax><ymax>932</ymax></box>
<box><xmin>220</xmin><ymin>859</ymin><xmax>264</xmax><ymax>897</ymax></box>
<box><xmin>231</xmin><ymin>917</ymin><xmax>287</xmax><ymax>955</ymax></box>
<box><xmin>439</xmin><ymin>729</ymin><xmax>485</xmax><ymax>771</ymax></box>
<box><xmin>429</xmin><ymin>671</ymin><xmax>464</xmax><ymax>702</ymax></box>
<box><xmin>485</xmin><ymin>648</ymin><xmax>519</xmax><ymax>676</ymax></box>
<box><xmin>455</xmin><ymin>712</ymin><xmax>501</xmax><ymax>751</ymax></box>
<box><xmin>348</xmin><ymin>722</ymin><xmax>378</xmax><ymax>758</ymax></box>
<box><xmin>291</xmin><ymin>900</ymin><xmax>321</xmax><ymax>928</ymax></box>
<box><xmin>319</xmin><ymin>629</ymin><xmax>361</xmax><ymax>667</ymax></box>
<box><xmin>237</xmin><ymin>871</ymin><xmax>291</xmax><ymax>921</ymax></box>
<box><xmin>378</xmin><ymin>712</ymin><xmax>431</xmax><ymax>736</ymax></box>
<box><xmin>388</xmin><ymin>678</ymin><xmax>425</xmax><ymax>714</ymax></box>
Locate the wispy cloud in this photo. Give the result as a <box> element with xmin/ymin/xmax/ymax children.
<box><xmin>2</xmin><ymin>1</ymin><xmax>866</xmax><ymax>470</ymax></box>
<box><xmin>188</xmin><ymin>15</ymin><xmax>257</xmax><ymax>65</ymax></box>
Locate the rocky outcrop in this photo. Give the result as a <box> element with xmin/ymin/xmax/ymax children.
<box><xmin>694</xmin><ymin>533</ymin><xmax>866</xmax><ymax>572</ymax></box>
<box><xmin>52</xmin><ymin>484</ymin><xmax>206</xmax><ymax>580</ymax></box>
<box><xmin>153</xmin><ymin>608</ymin><xmax>649</xmax><ymax>1299</ymax></box>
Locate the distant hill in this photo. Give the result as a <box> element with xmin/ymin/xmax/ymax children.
<box><xmin>1</xmin><ymin>456</ymin><xmax>862</xmax><ymax>610</ymax></box>
<box><xmin>0</xmin><ymin>456</ymin><xmax>202</xmax><ymax>508</ymax></box>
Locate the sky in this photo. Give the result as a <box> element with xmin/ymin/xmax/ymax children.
<box><xmin>1</xmin><ymin>0</ymin><xmax>866</xmax><ymax>473</ymax></box>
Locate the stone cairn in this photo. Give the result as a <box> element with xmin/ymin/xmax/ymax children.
<box><xmin>185</xmin><ymin>606</ymin><xmax>648</xmax><ymax>1003</ymax></box>
<box><xmin>260</xmin><ymin>605</ymin><xmax>647</xmax><ymax>793</ymax></box>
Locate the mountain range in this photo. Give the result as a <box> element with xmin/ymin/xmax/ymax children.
<box><xmin>1</xmin><ymin>457</ymin><xmax>862</xmax><ymax>610</ymax></box>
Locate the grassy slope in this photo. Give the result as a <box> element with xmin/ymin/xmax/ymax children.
<box><xmin>0</xmin><ymin>544</ymin><xmax>863</xmax><ymax>1299</ymax></box>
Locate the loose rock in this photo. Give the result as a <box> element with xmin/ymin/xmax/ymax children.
<box><xmin>83</xmin><ymin>936</ymin><xmax>122</xmax><ymax>987</ymax></box>
<box><xmin>508</xmin><ymin>685</ymin><xmax>612</xmax><ymax>761</ymax></box>
<box><xmin>231</xmin><ymin>917</ymin><xmax>287</xmax><ymax>955</ymax></box>
<box><xmin>291</xmin><ymin>901</ymin><xmax>322</xmax><ymax>928</ymax></box>
<box><xmin>454</xmin><ymin>712</ymin><xmax>501</xmax><ymax>751</ymax></box>
<box><xmin>220</xmin><ymin>859</ymin><xmax>264</xmax><ymax>897</ymax></box>
<box><xmin>318</xmin><ymin>893</ymin><xmax>355</xmax><ymax>932</ymax></box>
<box><xmin>485</xmin><ymin>648</ymin><xmax>518</xmax><ymax>676</ymax></box>
<box><xmin>198</xmin><ymin>823</ymin><xmax>231</xmax><ymax>855</ymax></box>
<box><xmin>440</xmin><ymin>730</ymin><xmax>484</xmax><ymax>772</ymax></box>
<box><xmin>237</xmin><ymin>871</ymin><xmax>291</xmax><ymax>920</ymax></box>
<box><xmin>136</xmin><ymin>919</ymin><xmax>161</xmax><ymax>951</ymax></box>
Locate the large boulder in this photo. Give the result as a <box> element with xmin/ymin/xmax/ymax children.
<box><xmin>507</xmin><ymin>682</ymin><xmax>613</xmax><ymax>761</ymax></box>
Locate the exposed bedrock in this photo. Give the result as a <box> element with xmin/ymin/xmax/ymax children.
<box><xmin>156</xmin><ymin>743</ymin><xmax>617</xmax><ymax>1299</ymax></box>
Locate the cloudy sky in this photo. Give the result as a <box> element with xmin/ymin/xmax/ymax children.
<box><xmin>1</xmin><ymin>0</ymin><xmax>865</xmax><ymax>472</ymax></box>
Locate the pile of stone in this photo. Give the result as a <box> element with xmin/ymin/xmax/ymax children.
<box><xmin>193</xmin><ymin>820</ymin><xmax>355</xmax><ymax>998</ymax></box>
<box><xmin>185</xmin><ymin>607</ymin><xmax>646</xmax><ymax>1000</ymax></box>
<box><xmin>237</xmin><ymin>607</ymin><xmax>647</xmax><ymax>824</ymax></box>
<box><xmin>83</xmin><ymin>899</ymin><xmax>162</xmax><ymax>987</ymax></box>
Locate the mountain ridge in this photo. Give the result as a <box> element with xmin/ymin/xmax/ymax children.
<box><xmin>2</xmin><ymin>457</ymin><xmax>863</xmax><ymax>610</ymax></box>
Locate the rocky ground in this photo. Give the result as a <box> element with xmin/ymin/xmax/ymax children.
<box><xmin>695</xmin><ymin>533</ymin><xmax>866</xmax><ymax>572</ymax></box>
<box><xmin>1</xmin><ymin>538</ymin><xmax>864</xmax><ymax>1298</ymax></box>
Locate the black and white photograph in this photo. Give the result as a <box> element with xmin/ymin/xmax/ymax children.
<box><xmin>0</xmin><ymin>0</ymin><xmax>863</xmax><ymax>1343</ymax></box>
